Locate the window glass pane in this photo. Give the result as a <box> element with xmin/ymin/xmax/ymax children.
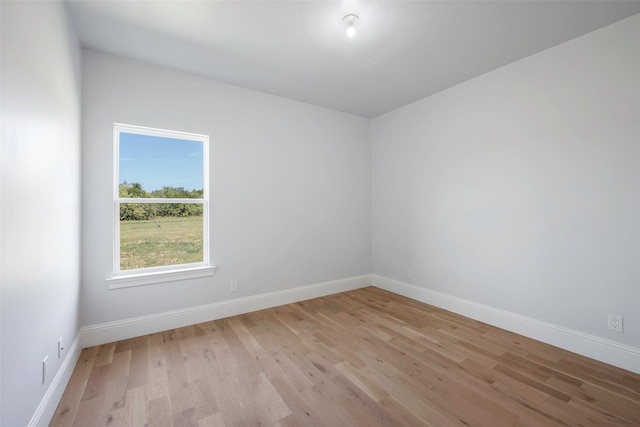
<box><xmin>120</xmin><ymin>203</ymin><xmax>203</xmax><ymax>270</ymax></box>
<box><xmin>119</xmin><ymin>132</ymin><xmax>203</xmax><ymax>197</ymax></box>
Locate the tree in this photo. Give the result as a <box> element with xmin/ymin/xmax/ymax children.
<box><xmin>119</xmin><ymin>182</ymin><xmax>203</xmax><ymax>220</ymax></box>
<box><xmin>119</xmin><ymin>181</ymin><xmax>148</xmax><ymax>198</ymax></box>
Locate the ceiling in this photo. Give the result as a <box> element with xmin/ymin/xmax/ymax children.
<box><xmin>67</xmin><ymin>1</ymin><xmax>640</xmax><ymax>118</ymax></box>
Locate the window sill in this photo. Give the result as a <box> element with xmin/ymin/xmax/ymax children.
<box><xmin>106</xmin><ymin>266</ymin><xmax>216</xmax><ymax>289</ymax></box>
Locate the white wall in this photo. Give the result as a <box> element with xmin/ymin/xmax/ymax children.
<box><xmin>81</xmin><ymin>50</ymin><xmax>371</xmax><ymax>326</ymax></box>
<box><xmin>372</xmin><ymin>15</ymin><xmax>640</xmax><ymax>348</ymax></box>
<box><xmin>1</xmin><ymin>2</ymin><xmax>82</xmax><ymax>426</ymax></box>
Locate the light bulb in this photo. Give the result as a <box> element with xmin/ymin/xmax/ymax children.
<box><xmin>343</xmin><ymin>14</ymin><xmax>359</xmax><ymax>39</ymax></box>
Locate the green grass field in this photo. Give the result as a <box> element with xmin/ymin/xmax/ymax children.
<box><xmin>120</xmin><ymin>216</ymin><xmax>203</xmax><ymax>270</ymax></box>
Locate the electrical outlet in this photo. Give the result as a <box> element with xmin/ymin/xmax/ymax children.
<box><xmin>230</xmin><ymin>280</ymin><xmax>239</xmax><ymax>292</ymax></box>
<box><xmin>42</xmin><ymin>356</ymin><xmax>48</xmax><ymax>384</ymax></box>
<box><xmin>58</xmin><ymin>337</ymin><xmax>64</xmax><ymax>359</ymax></box>
<box><xmin>608</xmin><ymin>314</ymin><xmax>623</xmax><ymax>332</ymax></box>
<box><xmin>406</xmin><ymin>268</ymin><xmax>413</xmax><ymax>279</ymax></box>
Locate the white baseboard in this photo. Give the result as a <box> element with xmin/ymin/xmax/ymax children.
<box><xmin>81</xmin><ymin>274</ymin><xmax>372</xmax><ymax>347</ymax></box>
<box><xmin>28</xmin><ymin>333</ymin><xmax>82</xmax><ymax>427</ymax></box>
<box><xmin>372</xmin><ymin>274</ymin><xmax>640</xmax><ymax>374</ymax></box>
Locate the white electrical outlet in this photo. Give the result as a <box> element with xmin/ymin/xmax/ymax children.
<box><xmin>58</xmin><ymin>337</ymin><xmax>64</xmax><ymax>359</ymax></box>
<box><xmin>42</xmin><ymin>356</ymin><xmax>48</xmax><ymax>384</ymax></box>
<box><xmin>230</xmin><ymin>280</ymin><xmax>239</xmax><ymax>292</ymax></box>
<box><xmin>608</xmin><ymin>314</ymin><xmax>623</xmax><ymax>332</ymax></box>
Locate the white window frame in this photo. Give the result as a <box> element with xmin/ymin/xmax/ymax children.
<box><xmin>106</xmin><ymin>123</ymin><xmax>215</xmax><ymax>289</ymax></box>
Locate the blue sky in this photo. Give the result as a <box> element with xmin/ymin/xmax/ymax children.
<box><xmin>119</xmin><ymin>132</ymin><xmax>203</xmax><ymax>192</ymax></box>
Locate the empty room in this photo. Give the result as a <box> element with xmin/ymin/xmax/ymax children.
<box><xmin>1</xmin><ymin>1</ymin><xmax>639</xmax><ymax>426</ymax></box>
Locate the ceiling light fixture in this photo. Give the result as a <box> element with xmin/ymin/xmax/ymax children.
<box><xmin>343</xmin><ymin>14</ymin><xmax>359</xmax><ymax>38</ymax></box>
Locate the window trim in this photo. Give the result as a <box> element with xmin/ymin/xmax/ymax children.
<box><xmin>106</xmin><ymin>266</ymin><xmax>216</xmax><ymax>289</ymax></box>
<box><xmin>109</xmin><ymin>123</ymin><xmax>213</xmax><ymax>288</ymax></box>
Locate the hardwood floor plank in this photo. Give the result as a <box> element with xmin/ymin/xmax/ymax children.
<box><xmin>108</xmin><ymin>350</ymin><xmax>132</xmax><ymax>381</ymax></box>
<box><xmin>72</xmin><ymin>396</ymin><xmax>102</xmax><ymax>427</ymax></box>
<box><xmin>330</xmin><ymin>373</ymin><xmax>406</xmax><ymax>426</ymax></box>
<box><xmin>93</xmin><ymin>343</ymin><xmax>116</xmax><ymax>368</ymax></box>
<box><xmin>490</xmin><ymin>381</ymin><xmax>575</xmax><ymax>426</ymax></box>
<box><xmin>378</xmin><ymin>394</ymin><xmax>438</xmax><ymax>427</ymax></box>
<box><xmin>264</xmin><ymin>373</ymin><xmax>325</xmax><ymax>427</ymax></box>
<box><xmin>622</xmin><ymin>374</ymin><xmax>640</xmax><ymax>393</ymax></box>
<box><xmin>251</xmin><ymin>372</ymin><xmax>292</xmax><ymax>423</ymax></box>
<box><xmin>493</xmin><ymin>363</ymin><xmax>573</xmax><ymax>402</ymax></box>
<box><xmin>96</xmin><ymin>376</ymin><xmax>128</xmax><ymax>425</ymax></box>
<box><xmin>146</xmin><ymin>339</ymin><xmax>170</xmax><ymax>401</ymax></box>
<box><xmin>126</xmin><ymin>385</ymin><xmax>148</xmax><ymax>426</ymax></box>
<box><xmin>578</xmin><ymin>382</ymin><xmax>640</xmax><ymax>423</ymax></box>
<box><xmin>126</xmin><ymin>336</ymin><xmax>149</xmax><ymax>390</ymax></box>
<box><xmin>53</xmin><ymin>287</ymin><xmax>640</xmax><ymax>426</ymax></box>
<box><xmin>49</xmin><ymin>379</ymin><xmax>87</xmax><ymax>427</ymax></box>
<box><xmin>81</xmin><ymin>363</ymin><xmax>111</xmax><ymax>402</ymax></box>
<box><xmin>226</xmin><ymin>317</ymin><xmax>262</xmax><ymax>354</ymax></box>
<box><xmin>70</xmin><ymin>346</ymin><xmax>99</xmax><ymax>385</ymax></box>
<box><xmin>214</xmin><ymin>318</ymin><xmax>261</xmax><ymax>377</ymax></box>
<box><xmin>197</xmin><ymin>412</ymin><xmax>226</xmax><ymax>427</ymax></box>
<box><xmin>334</xmin><ymin>360</ymin><xmax>388</xmax><ymax>402</ymax></box>
<box><xmin>148</xmin><ymin>395</ymin><xmax>174</xmax><ymax>427</ymax></box>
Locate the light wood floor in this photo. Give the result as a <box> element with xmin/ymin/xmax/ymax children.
<box><xmin>51</xmin><ymin>287</ymin><xmax>640</xmax><ymax>426</ymax></box>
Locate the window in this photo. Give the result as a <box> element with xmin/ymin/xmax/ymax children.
<box><xmin>107</xmin><ymin>124</ymin><xmax>215</xmax><ymax>289</ymax></box>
